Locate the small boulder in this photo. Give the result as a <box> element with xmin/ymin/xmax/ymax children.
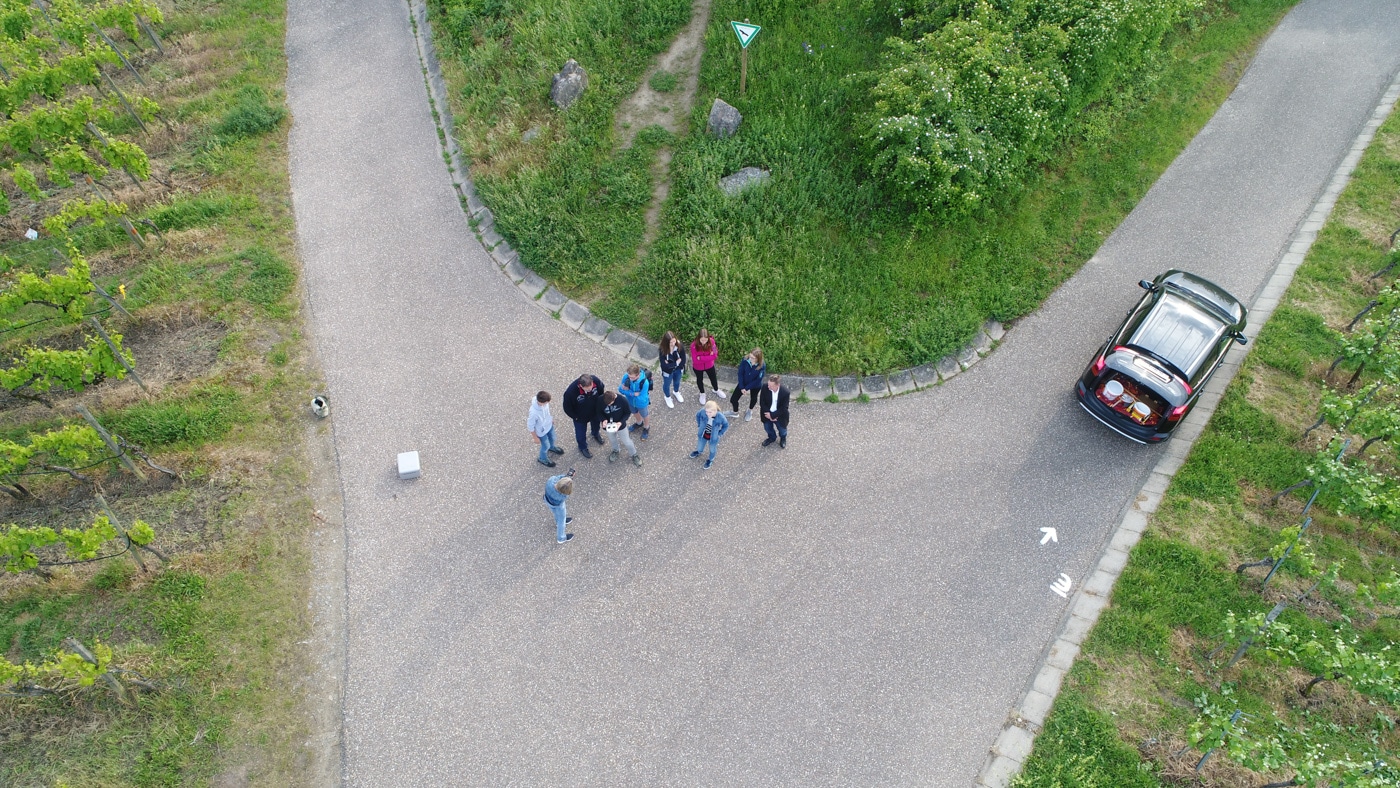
<box><xmin>707</xmin><ymin>98</ymin><xmax>742</xmax><ymax>138</ymax></box>
<box><xmin>550</xmin><ymin>60</ymin><xmax>588</xmax><ymax>110</ymax></box>
<box><xmin>718</xmin><ymin>167</ymin><xmax>770</xmax><ymax>196</ymax></box>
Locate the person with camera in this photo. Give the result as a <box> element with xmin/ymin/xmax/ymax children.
<box><xmin>600</xmin><ymin>391</ymin><xmax>642</xmax><ymax>467</ymax></box>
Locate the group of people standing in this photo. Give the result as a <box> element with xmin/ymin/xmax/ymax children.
<box><xmin>528</xmin><ymin>330</ymin><xmax>792</xmax><ymax>544</ymax></box>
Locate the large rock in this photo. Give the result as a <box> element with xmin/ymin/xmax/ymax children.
<box><xmin>707</xmin><ymin>98</ymin><xmax>742</xmax><ymax>137</ymax></box>
<box><xmin>718</xmin><ymin>167</ymin><xmax>770</xmax><ymax>196</ymax></box>
<box><xmin>550</xmin><ymin>59</ymin><xmax>588</xmax><ymax>110</ymax></box>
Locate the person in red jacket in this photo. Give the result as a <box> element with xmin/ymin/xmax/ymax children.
<box><xmin>689</xmin><ymin>328</ymin><xmax>724</xmax><ymax>404</ymax></box>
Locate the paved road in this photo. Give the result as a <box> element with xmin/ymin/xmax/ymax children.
<box><xmin>284</xmin><ymin>0</ymin><xmax>1400</xmax><ymax>783</ymax></box>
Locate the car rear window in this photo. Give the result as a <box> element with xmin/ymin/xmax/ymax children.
<box><xmin>1128</xmin><ymin>293</ymin><xmax>1225</xmax><ymax>376</ymax></box>
<box><xmin>1093</xmin><ymin>372</ymin><xmax>1169</xmax><ymax>427</ymax></box>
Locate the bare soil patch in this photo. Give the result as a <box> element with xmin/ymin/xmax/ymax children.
<box><xmin>613</xmin><ymin>0</ymin><xmax>713</xmax><ymax>148</ymax></box>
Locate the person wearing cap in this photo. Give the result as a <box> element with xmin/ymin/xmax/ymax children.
<box><xmin>690</xmin><ymin>399</ymin><xmax>730</xmax><ymax>469</ymax></box>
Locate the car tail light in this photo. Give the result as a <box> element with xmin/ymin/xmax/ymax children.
<box><xmin>1091</xmin><ymin>356</ymin><xmax>1107</xmax><ymax>375</ymax></box>
<box><xmin>1181</xmin><ymin>380</ymin><xmax>1193</xmax><ymax>396</ymax></box>
<box><xmin>1167</xmin><ymin>404</ymin><xmax>1189</xmax><ymax>422</ymax></box>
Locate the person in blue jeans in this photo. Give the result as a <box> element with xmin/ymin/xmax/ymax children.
<box><xmin>690</xmin><ymin>400</ymin><xmax>730</xmax><ymax>469</ymax></box>
<box><xmin>658</xmin><ymin>331</ymin><xmax>686</xmax><ymax>408</ymax></box>
<box><xmin>729</xmin><ymin>347</ymin><xmax>765</xmax><ymax>421</ymax></box>
<box><xmin>527</xmin><ymin>391</ymin><xmax>565</xmax><ymax>467</ymax></box>
<box><xmin>619</xmin><ymin>364</ymin><xmax>652</xmax><ymax>440</ymax></box>
<box><xmin>543</xmin><ymin>472</ymin><xmax>576</xmax><ymax>544</ymax></box>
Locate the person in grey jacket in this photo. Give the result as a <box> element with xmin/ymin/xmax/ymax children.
<box><xmin>690</xmin><ymin>400</ymin><xmax>730</xmax><ymax>469</ymax></box>
<box><xmin>527</xmin><ymin>391</ymin><xmax>566</xmax><ymax>467</ymax></box>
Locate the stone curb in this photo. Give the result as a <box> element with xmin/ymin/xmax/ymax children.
<box><xmin>974</xmin><ymin>69</ymin><xmax>1400</xmax><ymax>788</ymax></box>
<box><xmin>405</xmin><ymin>0</ymin><xmax>1009</xmax><ymax>396</ymax></box>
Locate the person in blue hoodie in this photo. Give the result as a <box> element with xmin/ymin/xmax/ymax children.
<box><xmin>690</xmin><ymin>399</ymin><xmax>730</xmax><ymax>470</ymax></box>
<box><xmin>620</xmin><ymin>364</ymin><xmax>652</xmax><ymax>440</ymax></box>
<box><xmin>729</xmin><ymin>348</ymin><xmax>765</xmax><ymax>422</ymax></box>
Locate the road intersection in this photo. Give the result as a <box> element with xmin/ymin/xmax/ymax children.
<box><xmin>285</xmin><ymin>0</ymin><xmax>1400</xmax><ymax>783</ymax></box>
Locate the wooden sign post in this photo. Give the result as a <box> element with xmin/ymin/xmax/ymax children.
<box><xmin>731</xmin><ymin>20</ymin><xmax>760</xmax><ymax>96</ymax></box>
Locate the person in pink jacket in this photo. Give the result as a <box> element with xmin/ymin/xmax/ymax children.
<box><xmin>689</xmin><ymin>328</ymin><xmax>724</xmax><ymax>404</ymax></box>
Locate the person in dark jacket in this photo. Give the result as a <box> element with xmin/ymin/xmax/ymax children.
<box><xmin>730</xmin><ymin>347</ymin><xmax>765</xmax><ymax>421</ymax></box>
<box><xmin>659</xmin><ymin>330</ymin><xmax>686</xmax><ymax>408</ymax></box>
<box><xmin>600</xmin><ymin>392</ymin><xmax>642</xmax><ymax>467</ymax></box>
<box><xmin>562</xmin><ymin>374</ymin><xmax>606</xmax><ymax>458</ymax></box>
<box><xmin>759</xmin><ymin>374</ymin><xmax>790</xmax><ymax>448</ymax></box>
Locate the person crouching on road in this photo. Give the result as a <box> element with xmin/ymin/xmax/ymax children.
<box><xmin>730</xmin><ymin>347</ymin><xmax>765</xmax><ymax>421</ymax></box>
<box><xmin>620</xmin><ymin>364</ymin><xmax>652</xmax><ymax>440</ymax></box>
<box><xmin>528</xmin><ymin>391</ymin><xmax>565</xmax><ymax>467</ymax></box>
<box><xmin>760</xmin><ymin>374</ymin><xmax>790</xmax><ymax>448</ymax></box>
<box><xmin>544</xmin><ymin>471</ymin><xmax>576</xmax><ymax>545</ymax></box>
<box><xmin>690</xmin><ymin>399</ymin><xmax>729</xmax><ymax>469</ymax></box>
<box><xmin>601</xmin><ymin>391</ymin><xmax>642</xmax><ymax>467</ymax></box>
<box><xmin>659</xmin><ymin>331</ymin><xmax>686</xmax><ymax>408</ymax></box>
<box><xmin>562</xmin><ymin>373</ymin><xmax>605</xmax><ymax>459</ymax></box>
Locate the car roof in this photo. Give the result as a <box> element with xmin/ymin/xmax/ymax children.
<box><xmin>1127</xmin><ymin>291</ymin><xmax>1230</xmax><ymax>377</ymax></box>
<box><xmin>1161</xmin><ymin>270</ymin><xmax>1246</xmax><ymax>323</ymax></box>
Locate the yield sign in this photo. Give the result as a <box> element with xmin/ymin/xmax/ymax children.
<box><xmin>731</xmin><ymin>21</ymin><xmax>760</xmax><ymax>49</ymax></box>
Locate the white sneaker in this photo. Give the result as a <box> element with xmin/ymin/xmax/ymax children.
<box><xmin>699</xmin><ymin>393</ymin><xmax>706</xmax><ymax>404</ymax></box>
<box><xmin>715</xmin><ymin>389</ymin><xmax>727</xmax><ymax>398</ymax></box>
<box><xmin>674</xmin><ymin>392</ymin><xmax>684</xmax><ymax>403</ymax></box>
<box><xmin>744</xmin><ymin>409</ymin><xmax>753</xmax><ymax>422</ymax></box>
<box><xmin>665</xmin><ymin>396</ymin><xmax>674</xmax><ymax>408</ymax></box>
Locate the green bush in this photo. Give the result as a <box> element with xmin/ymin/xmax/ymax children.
<box><xmin>861</xmin><ymin>0</ymin><xmax>1202</xmax><ymax>216</ymax></box>
<box><xmin>214</xmin><ymin>85</ymin><xmax>286</xmax><ymax>140</ymax></box>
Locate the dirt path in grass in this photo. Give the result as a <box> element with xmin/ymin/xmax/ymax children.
<box><xmin>614</xmin><ymin>0</ymin><xmax>713</xmax><ymax>254</ymax></box>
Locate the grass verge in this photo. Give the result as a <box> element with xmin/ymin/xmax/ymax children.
<box><xmin>1012</xmin><ymin>102</ymin><xmax>1400</xmax><ymax>788</ymax></box>
<box><xmin>0</xmin><ymin>0</ymin><xmax>325</xmax><ymax>784</ymax></box>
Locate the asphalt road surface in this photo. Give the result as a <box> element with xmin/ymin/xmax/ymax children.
<box><xmin>284</xmin><ymin>0</ymin><xmax>1400</xmax><ymax>783</ymax></box>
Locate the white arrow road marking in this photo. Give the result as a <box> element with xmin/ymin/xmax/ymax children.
<box><xmin>1039</xmin><ymin>527</ymin><xmax>1058</xmax><ymax>545</ymax></box>
<box><xmin>1050</xmin><ymin>573</ymin><xmax>1073</xmax><ymax>598</ymax></box>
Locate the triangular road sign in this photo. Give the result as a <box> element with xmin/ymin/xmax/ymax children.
<box><xmin>731</xmin><ymin>21</ymin><xmax>760</xmax><ymax>49</ymax></box>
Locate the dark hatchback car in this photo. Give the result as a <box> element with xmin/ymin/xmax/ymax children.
<box><xmin>1076</xmin><ymin>270</ymin><xmax>1248</xmax><ymax>443</ymax></box>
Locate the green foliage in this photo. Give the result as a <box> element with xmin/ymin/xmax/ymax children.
<box><xmin>213</xmin><ymin>84</ymin><xmax>286</xmax><ymax>139</ymax></box>
<box><xmin>0</xmin><ymin>249</ymin><xmax>93</xmax><ymax>322</ymax></box>
<box><xmin>0</xmin><ymin>423</ymin><xmax>105</xmax><ymax>480</ymax></box>
<box><xmin>0</xmin><ymin>332</ymin><xmax>132</xmax><ymax>394</ymax></box>
<box><xmin>40</xmin><ymin>195</ymin><xmax>128</xmax><ymax>236</ymax></box>
<box><xmin>104</xmin><ymin>385</ymin><xmax>242</xmax><ymax>448</ymax></box>
<box><xmin>0</xmin><ymin>513</ymin><xmax>151</xmax><ymax>572</ymax></box>
<box><xmin>860</xmin><ymin>0</ymin><xmax>1201</xmax><ymax>216</ymax></box>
